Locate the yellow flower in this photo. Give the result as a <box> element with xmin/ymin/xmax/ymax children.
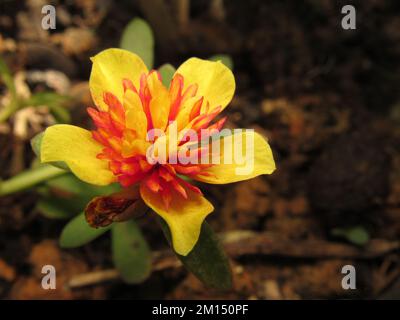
<box><xmin>40</xmin><ymin>48</ymin><xmax>275</xmax><ymax>256</ymax></box>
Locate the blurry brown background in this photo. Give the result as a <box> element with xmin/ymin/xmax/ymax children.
<box><xmin>0</xmin><ymin>0</ymin><xmax>400</xmax><ymax>299</ymax></box>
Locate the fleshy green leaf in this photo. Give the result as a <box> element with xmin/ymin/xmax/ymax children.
<box><xmin>332</xmin><ymin>226</ymin><xmax>370</xmax><ymax>246</ymax></box>
<box><xmin>38</xmin><ymin>174</ymin><xmax>121</xmax><ymax>220</ymax></box>
<box><xmin>120</xmin><ymin>18</ymin><xmax>154</xmax><ymax>69</ymax></box>
<box><xmin>112</xmin><ymin>220</ymin><xmax>151</xmax><ymax>284</ymax></box>
<box><xmin>36</xmin><ymin>197</ymin><xmax>77</xmax><ymax>219</ymax></box>
<box><xmin>0</xmin><ymin>164</ymin><xmax>65</xmax><ymax>196</ymax></box>
<box><xmin>0</xmin><ymin>55</ymin><xmax>16</xmax><ymax>96</ymax></box>
<box><xmin>31</xmin><ymin>132</ymin><xmax>70</xmax><ymax>171</ymax></box>
<box><xmin>25</xmin><ymin>92</ymin><xmax>71</xmax><ymax>123</ymax></box>
<box><xmin>46</xmin><ymin>173</ymin><xmax>120</xmax><ymax>197</ymax></box>
<box><xmin>60</xmin><ymin>213</ymin><xmax>111</xmax><ymax>248</ymax></box>
<box><xmin>31</xmin><ymin>132</ymin><xmax>43</xmax><ymax>157</ymax></box>
<box><xmin>159</xmin><ymin>218</ymin><xmax>232</xmax><ymax>290</ymax></box>
<box><xmin>209</xmin><ymin>54</ymin><xmax>234</xmax><ymax>70</ymax></box>
<box><xmin>158</xmin><ymin>63</ymin><xmax>176</xmax><ymax>87</ymax></box>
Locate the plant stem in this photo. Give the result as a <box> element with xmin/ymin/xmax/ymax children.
<box><xmin>0</xmin><ymin>165</ymin><xmax>66</xmax><ymax>196</ymax></box>
<box><xmin>0</xmin><ymin>55</ymin><xmax>19</xmax><ymax>123</ymax></box>
<box><xmin>0</xmin><ymin>98</ymin><xmax>20</xmax><ymax>123</ymax></box>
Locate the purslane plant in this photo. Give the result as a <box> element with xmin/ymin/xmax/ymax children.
<box><xmin>38</xmin><ymin>48</ymin><xmax>276</xmax><ymax>258</ymax></box>
<box><xmin>0</xmin><ymin>18</ymin><xmax>276</xmax><ymax>289</ymax></box>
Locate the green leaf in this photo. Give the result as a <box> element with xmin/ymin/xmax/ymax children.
<box><xmin>30</xmin><ymin>132</ymin><xmax>70</xmax><ymax>171</ymax></box>
<box><xmin>26</xmin><ymin>92</ymin><xmax>69</xmax><ymax>107</ymax></box>
<box><xmin>46</xmin><ymin>173</ymin><xmax>120</xmax><ymax>198</ymax></box>
<box><xmin>159</xmin><ymin>218</ymin><xmax>232</xmax><ymax>290</ymax></box>
<box><xmin>36</xmin><ymin>197</ymin><xmax>77</xmax><ymax>219</ymax></box>
<box><xmin>60</xmin><ymin>213</ymin><xmax>111</xmax><ymax>248</ymax></box>
<box><xmin>37</xmin><ymin>174</ymin><xmax>121</xmax><ymax>219</ymax></box>
<box><xmin>25</xmin><ymin>92</ymin><xmax>71</xmax><ymax>123</ymax></box>
<box><xmin>158</xmin><ymin>63</ymin><xmax>176</xmax><ymax>87</ymax></box>
<box><xmin>36</xmin><ymin>192</ymin><xmax>91</xmax><ymax>220</ymax></box>
<box><xmin>120</xmin><ymin>18</ymin><xmax>154</xmax><ymax>69</ymax></box>
<box><xmin>0</xmin><ymin>164</ymin><xmax>65</xmax><ymax>196</ymax></box>
<box><xmin>209</xmin><ymin>54</ymin><xmax>234</xmax><ymax>70</ymax></box>
<box><xmin>332</xmin><ymin>226</ymin><xmax>370</xmax><ymax>246</ymax></box>
<box><xmin>0</xmin><ymin>56</ymin><xmax>19</xmax><ymax>123</ymax></box>
<box><xmin>0</xmin><ymin>55</ymin><xmax>16</xmax><ymax>96</ymax></box>
<box><xmin>31</xmin><ymin>132</ymin><xmax>43</xmax><ymax>157</ymax></box>
<box><xmin>112</xmin><ymin>220</ymin><xmax>151</xmax><ymax>284</ymax></box>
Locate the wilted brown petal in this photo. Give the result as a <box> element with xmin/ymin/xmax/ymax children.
<box><xmin>85</xmin><ymin>187</ymin><xmax>147</xmax><ymax>228</ymax></box>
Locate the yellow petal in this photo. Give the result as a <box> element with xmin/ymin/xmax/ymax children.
<box><xmin>90</xmin><ymin>48</ymin><xmax>148</xmax><ymax>110</ymax></box>
<box><xmin>140</xmin><ymin>184</ymin><xmax>214</xmax><ymax>256</ymax></box>
<box><xmin>194</xmin><ymin>130</ymin><xmax>275</xmax><ymax>184</ymax></box>
<box><xmin>148</xmin><ymin>72</ymin><xmax>170</xmax><ymax>131</ymax></box>
<box><xmin>175</xmin><ymin>96</ymin><xmax>199</xmax><ymax>131</ymax></box>
<box><xmin>41</xmin><ymin>124</ymin><xmax>115</xmax><ymax>185</ymax></box>
<box><xmin>122</xmin><ymin>138</ymin><xmax>150</xmax><ymax>158</ymax></box>
<box><xmin>124</xmin><ymin>90</ymin><xmax>147</xmax><ymax>140</ymax></box>
<box><xmin>175</xmin><ymin>57</ymin><xmax>235</xmax><ymax>111</ymax></box>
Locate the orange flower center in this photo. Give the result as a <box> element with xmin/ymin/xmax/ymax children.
<box><xmin>87</xmin><ymin>71</ymin><xmax>225</xmax><ymax>209</ymax></box>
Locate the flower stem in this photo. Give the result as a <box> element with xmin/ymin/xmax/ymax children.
<box><xmin>0</xmin><ymin>165</ymin><xmax>66</xmax><ymax>196</ymax></box>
